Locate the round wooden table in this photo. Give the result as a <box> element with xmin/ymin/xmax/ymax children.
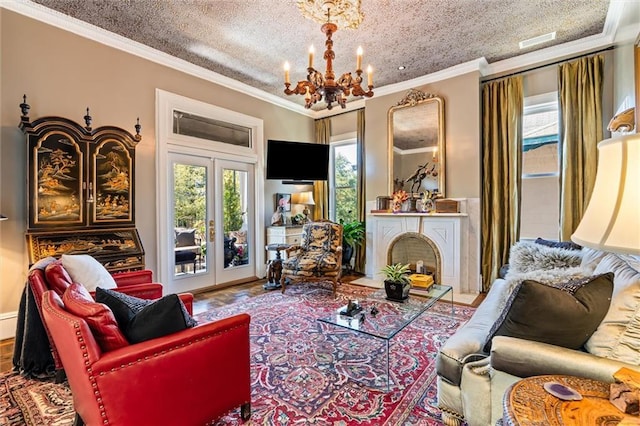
<box><xmin>503</xmin><ymin>375</ymin><xmax>640</xmax><ymax>425</ymax></box>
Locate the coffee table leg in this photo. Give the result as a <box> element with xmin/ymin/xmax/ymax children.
<box><xmin>450</xmin><ymin>291</ymin><xmax>454</xmax><ymax>319</ymax></box>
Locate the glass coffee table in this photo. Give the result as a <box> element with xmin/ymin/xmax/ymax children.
<box><xmin>318</xmin><ymin>284</ymin><xmax>453</xmax><ymax>391</ymax></box>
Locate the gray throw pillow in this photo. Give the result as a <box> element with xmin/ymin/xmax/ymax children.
<box><xmin>483</xmin><ymin>272</ymin><xmax>614</xmax><ymax>352</ymax></box>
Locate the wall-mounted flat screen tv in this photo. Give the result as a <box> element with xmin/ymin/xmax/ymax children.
<box><xmin>266</xmin><ymin>140</ymin><xmax>329</xmax><ymax>181</ymax></box>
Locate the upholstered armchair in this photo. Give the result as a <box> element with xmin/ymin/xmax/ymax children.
<box><xmin>25</xmin><ymin>259</ymin><xmax>193</xmax><ymax>378</ymax></box>
<box><xmin>280</xmin><ymin>220</ymin><xmax>343</xmax><ymax>294</ymax></box>
<box><xmin>41</xmin><ymin>290</ymin><xmax>251</xmax><ymax>425</ymax></box>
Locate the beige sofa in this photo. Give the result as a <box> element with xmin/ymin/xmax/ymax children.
<box><xmin>436</xmin><ymin>244</ymin><xmax>640</xmax><ymax>426</ymax></box>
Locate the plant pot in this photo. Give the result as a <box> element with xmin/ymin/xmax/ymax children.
<box><xmin>384</xmin><ymin>279</ymin><xmax>411</xmax><ymax>302</ymax></box>
<box><xmin>342</xmin><ymin>245</ymin><xmax>354</xmax><ymax>268</ymax></box>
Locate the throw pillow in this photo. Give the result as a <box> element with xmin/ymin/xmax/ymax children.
<box><xmin>483</xmin><ymin>273</ymin><xmax>614</xmax><ymax>353</ymax></box>
<box><xmin>44</xmin><ymin>260</ymin><xmax>73</xmax><ymax>295</ymax></box>
<box><xmin>61</xmin><ymin>254</ymin><xmax>117</xmax><ymax>292</ymax></box>
<box><xmin>63</xmin><ymin>283</ymin><xmax>129</xmax><ymax>352</ymax></box>
<box><xmin>534</xmin><ymin>237</ymin><xmax>582</xmax><ymax>251</ymax></box>
<box><xmin>507</xmin><ymin>241</ymin><xmax>583</xmax><ymax>275</ymax></box>
<box><xmin>95</xmin><ymin>288</ymin><xmax>197</xmax><ymax>344</ymax></box>
<box><xmin>585</xmin><ymin>254</ymin><xmax>640</xmax><ymax>362</ymax></box>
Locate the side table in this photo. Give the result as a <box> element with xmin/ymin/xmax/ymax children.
<box><xmin>263</xmin><ymin>243</ymin><xmax>290</xmax><ymax>290</ymax></box>
<box><xmin>503</xmin><ymin>375</ymin><xmax>639</xmax><ymax>425</ymax></box>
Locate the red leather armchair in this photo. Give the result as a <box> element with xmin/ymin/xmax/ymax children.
<box><xmin>42</xmin><ymin>290</ymin><xmax>252</xmax><ymax>425</ymax></box>
<box><xmin>28</xmin><ymin>260</ymin><xmax>194</xmax><ymax>374</ymax></box>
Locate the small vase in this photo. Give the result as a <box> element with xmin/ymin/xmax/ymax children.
<box><xmin>392</xmin><ymin>202</ymin><xmax>402</xmax><ymax>213</ymax></box>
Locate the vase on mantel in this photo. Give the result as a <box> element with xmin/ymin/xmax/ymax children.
<box><xmin>392</xmin><ymin>202</ymin><xmax>402</xmax><ymax>213</ymax></box>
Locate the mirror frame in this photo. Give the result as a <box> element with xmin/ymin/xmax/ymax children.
<box><xmin>388</xmin><ymin>89</ymin><xmax>445</xmax><ymax>197</ymax></box>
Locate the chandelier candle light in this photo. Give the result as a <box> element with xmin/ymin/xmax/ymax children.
<box><xmin>284</xmin><ymin>11</ymin><xmax>374</xmax><ymax>109</ymax></box>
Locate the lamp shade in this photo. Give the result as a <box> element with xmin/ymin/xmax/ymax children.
<box><xmin>571</xmin><ymin>133</ymin><xmax>640</xmax><ymax>255</ymax></box>
<box><xmin>291</xmin><ymin>191</ymin><xmax>315</xmax><ymax>205</ymax></box>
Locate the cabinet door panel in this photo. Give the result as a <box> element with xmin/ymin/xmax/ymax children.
<box><xmin>28</xmin><ymin>131</ymin><xmax>84</xmax><ymax>229</ymax></box>
<box><xmin>90</xmin><ymin>138</ymin><xmax>135</xmax><ymax>226</ymax></box>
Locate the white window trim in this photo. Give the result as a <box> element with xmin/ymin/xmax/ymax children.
<box><xmin>156</xmin><ymin>89</ymin><xmax>265</xmax><ymax>285</ymax></box>
<box><xmin>329</xmin><ymin>132</ymin><xmax>357</xmax><ymax>222</ymax></box>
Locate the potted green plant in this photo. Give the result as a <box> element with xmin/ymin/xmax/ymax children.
<box><xmin>380</xmin><ymin>263</ymin><xmax>411</xmax><ymax>301</ymax></box>
<box><xmin>341</xmin><ymin>220</ymin><xmax>365</xmax><ymax>271</ymax></box>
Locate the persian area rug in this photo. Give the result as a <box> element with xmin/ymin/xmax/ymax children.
<box><xmin>0</xmin><ymin>370</ymin><xmax>74</xmax><ymax>425</ymax></box>
<box><xmin>200</xmin><ymin>282</ymin><xmax>475</xmax><ymax>425</ymax></box>
<box><xmin>0</xmin><ymin>282</ymin><xmax>474</xmax><ymax>425</ymax></box>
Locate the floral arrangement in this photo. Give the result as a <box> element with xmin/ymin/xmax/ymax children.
<box><xmin>391</xmin><ymin>189</ymin><xmax>409</xmax><ymax>212</ymax></box>
<box><xmin>392</xmin><ymin>189</ymin><xmax>409</xmax><ymax>205</ymax></box>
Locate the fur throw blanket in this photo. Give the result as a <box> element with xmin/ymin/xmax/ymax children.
<box><xmin>507</xmin><ymin>241</ymin><xmax>583</xmax><ymax>274</ymax></box>
<box><xmin>496</xmin><ymin>241</ymin><xmax>588</xmax><ymax>313</ymax></box>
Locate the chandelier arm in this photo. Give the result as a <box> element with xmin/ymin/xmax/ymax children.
<box><xmin>284</xmin><ymin>80</ymin><xmax>317</xmax><ymax>96</ymax></box>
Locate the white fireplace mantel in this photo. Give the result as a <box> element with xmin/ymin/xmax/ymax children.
<box><xmin>365</xmin><ymin>201</ymin><xmax>481</xmax><ymax>298</ymax></box>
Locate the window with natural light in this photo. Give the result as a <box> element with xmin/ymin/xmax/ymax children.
<box><xmin>520</xmin><ymin>93</ymin><xmax>560</xmax><ymax>240</ymax></box>
<box><xmin>330</xmin><ymin>141</ymin><xmax>358</xmax><ymax>224</ymax></box>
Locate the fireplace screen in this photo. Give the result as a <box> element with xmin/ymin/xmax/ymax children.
<box><xmin>387</xmin><ymin>232</ymin><xmax>441</xmax><ymax>284</ymax></box>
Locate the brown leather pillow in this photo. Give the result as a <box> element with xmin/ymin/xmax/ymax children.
<box><xmin>63</xmin><ymin>283</ymin><xmax>129</xmax><ymax>352</ymax></box>
<box><xmin>44</xmin><ymin>260</ymin><xmax>73</xmax><ymax>296</ymax></box>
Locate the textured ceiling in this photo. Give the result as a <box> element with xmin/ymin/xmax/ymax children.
<box><xmin>32</xmin><ymin>0</ymin><xmax>612</xmax><ymax>110</ymax></box>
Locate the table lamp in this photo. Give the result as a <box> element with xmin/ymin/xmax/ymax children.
<box><xmin>291</xmin><ymin>191</ymin><xmax>315</xmax><ymax>222</ymax></box>
<box><xmin>571</xmin><ymin>133</ymin><xmax>640</xmax><ymax>255</ymax></box>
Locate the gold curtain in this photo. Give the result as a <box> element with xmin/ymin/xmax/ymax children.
<box><xmin>558</xmin><ymin>54</ymin><xmax>604</xmax><ymax>240</ymax></box>
<box><xmin>481</xmin><ymin>76</ymin><xmax>523</xmax><ymax>291</ymax></box>
<box><xmin>313</xmin><ymin>117</ymin><xmax>331</xmax><ymax>220</ymax></box>
<box><xmin>354</xmin><ymin>109</ymin><xmax>366</xmax><ymax>273</ymax></box>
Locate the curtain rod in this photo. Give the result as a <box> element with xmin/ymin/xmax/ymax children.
<box><xmin>481</xmin><ymin>45</ymin><xmax>615</xmax><ymax>84</ymax></box>
<box><xmin>315</xmin><ymin>107</ymin><xmax>363</xmax><ymax>121</ymax></box>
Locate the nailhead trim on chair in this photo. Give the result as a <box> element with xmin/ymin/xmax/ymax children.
<box><xmin>48</xmin><ymin>296</ymin><xmax>251</xmax><ymax>424</ymax></box>
<box><xmin>439</xmin><ymin>406</ymin><xmax>465</xmax><ymax>425</ymax></box>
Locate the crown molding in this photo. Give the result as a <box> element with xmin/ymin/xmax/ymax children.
<box><xmin>482</xmin><ymin>0</ymin><xmax>632</xmax><ymax>78</ymax></box>
<box><xmin>373</xmin><ymin>58</ymin><xmax>489</xmax><ymax>98</ymax></box>
<box><xmin>1</xmin><ymin>0</ymin><xmax>314</xmax><ymax>117</ymax></box>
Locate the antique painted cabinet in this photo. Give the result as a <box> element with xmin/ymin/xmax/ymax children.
<box><xmin>19</xmin><ymin>97</ymin><xmax>146</xmax><ymax>271</ymax></box>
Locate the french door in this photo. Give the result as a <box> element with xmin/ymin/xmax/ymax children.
<box><xmin>169</xmin><ymin>152</ymin><xmax>256</xmax><ymax>293</ymax></box>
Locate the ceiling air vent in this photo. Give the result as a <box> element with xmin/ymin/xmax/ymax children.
<box><xmin>519</xmin><ymin>32</ymin><xmax>557</xmax><ymax>49</ymax></box>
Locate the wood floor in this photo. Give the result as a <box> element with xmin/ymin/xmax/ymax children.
<box><xmin>1</xmin><ymin>273</ymin><xmax>483</xmax><ymax>374</ymax></box>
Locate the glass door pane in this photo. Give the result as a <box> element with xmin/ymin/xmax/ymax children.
<box><xmin>173</xmin><ymin>163</ymin><xmax>207</xmax><ymax>276</ymax></box>
<box><xmin>169</xmin><ymin>153</ymin><xmax>215</xmax><ymax>293</ymax></box>
<box><xmin>215</xmin><ymin>159</ymin><xmax>255</xmax><ymax>284</ymax></box>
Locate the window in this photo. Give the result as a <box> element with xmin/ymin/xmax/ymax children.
<box><xmin>520</xmin><ymin>93</ymin><xmax>560</xmax><ymax>240</ymax></box>
<box><xmin>329</xmin><ymin>139</ymin><xmax>358</xmax><ymax>224</ymax></box>
<box><xmin>172</xmin><ymin>110</ymin><xmax>252</xmax><ymax>147</ymax></box>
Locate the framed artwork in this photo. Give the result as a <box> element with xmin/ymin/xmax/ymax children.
<box><xmin>276</xmin><ymin>193</ymin><xmax>291</xmax><ymax>212</ymax></box>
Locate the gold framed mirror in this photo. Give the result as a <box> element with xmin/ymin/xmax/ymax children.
<box><xmin>388</xmin><ymin>89</ymin><xmax>445</xmax><ymax>196</ymax></box>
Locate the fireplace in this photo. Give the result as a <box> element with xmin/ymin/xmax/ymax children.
<box><xmin>387</xmin><ymin>232</ymin><xmax>441</xmax><ymax>284</ymax></box>
<box><xmin>366</xmin><ymin>198</ymin><xmax>481</xmax><ymax>297</ymax></box>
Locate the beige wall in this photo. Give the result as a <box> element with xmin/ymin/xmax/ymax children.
<box><xmin>365</xmin><ymin>72</ymin><xmax>482</xmax><ymax>202</ymax></box>
<box><xmin>0</xmin><ymin>10</ymin><xmax>314</xmax><ymax>315</ymax></box>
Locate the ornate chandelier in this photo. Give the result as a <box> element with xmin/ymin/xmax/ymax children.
<box><xmin>284</xmin><ymin>1</ymin><xmax>374</xmax><ymax>110</ymax></box>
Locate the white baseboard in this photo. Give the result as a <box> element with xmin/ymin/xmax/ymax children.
<box><xmin>0</xmin><ymin>311</ymin><xmax>18</xmax><ymax>340</ymax></box>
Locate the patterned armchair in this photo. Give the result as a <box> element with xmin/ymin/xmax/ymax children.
<box><xmin>280</xmin><ymin>220</ymin><xmax>343</xmax><ymax>294</ymax></box>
